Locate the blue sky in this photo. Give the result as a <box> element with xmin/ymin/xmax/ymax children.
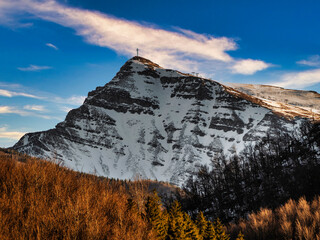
<box><xmin>0</xmin><ymin>0</ymin><xmax>320</xmax><ymax>147</ymax></box>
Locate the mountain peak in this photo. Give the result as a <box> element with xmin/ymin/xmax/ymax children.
<box><xmin>13</xmin><ymin>57</ymin><xmax>311</xmax><ymax>185</ymax></box>
<box><xmin>129</xmin><ymin>56</ymin><xmax>162</xmax><ymax>69</ymax></box>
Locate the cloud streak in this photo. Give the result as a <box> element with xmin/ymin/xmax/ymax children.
<box><xmin>18</xmin><ymin>64</ymin><xmax>52</xmax><ymax>71</ymax></box>
<box><xmin>0</xmin><ymin>106</ymin><xmax>28</xmax><ymax>115</ymax></box>
<box><xmin>297</xmin><ymin>55</ymin><xmax>320</xmax><ymax>67</ymax></box>
<box><xmin>53</xmin><ymin>95</ymin><xmax>86</xmax><ymax>105</ymax></box>
<box><xmin>46</xmin><ymin>42</ymin><xmax>58</xmax><ymax>50</ymax></box>
<box><xmin>0</xmin><ymin>126</ymin><xmax>25</xmax><ymax>140</ymax></box>
<box><xmin>24</xmin><ymin>104</ymin><xmax>46</xmax><ymax>111</ymax></box>
<box><xmin>0</xmin><ymin>105</ymin><xmax>55</xmax><ymax>119</ymax></box>
<box><xmin>0</xmin><ymin>131</ymin><xmax>25</xmax><ymax>140</ymax></box>
<box><xmin>0</xmin><ymin>88</ymin><xmax>42</xmax><ymax>99</ymax></box>
<box><xmin>0</xmin><ymin>0</ymin><xmax>270</xmax><ymax>75</ymax></box>
<box><xmin>0</xmin><ymin>82</ymin><xmax>86</xmax><ymax>108</ymax></box>
<box><xmin>60</xmin><ymin>106</ymin><xmax>72</xmax><ymax>113</ymax></box>
<box><xmin>274</xmin><ymin>68</ymin><xmax>320</xmax><ymax>89</ymax></box>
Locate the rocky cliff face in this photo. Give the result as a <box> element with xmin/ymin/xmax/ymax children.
<box><xmin>13</xmin><ymin>57</ymin><xmax>298</xmax><ymax>185</ymax></box>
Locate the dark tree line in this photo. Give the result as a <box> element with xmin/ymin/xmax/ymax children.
<box><xmin>179</xmin><ymin>120</ymin><xmax>320</xmax><ymax>223</ymax></box>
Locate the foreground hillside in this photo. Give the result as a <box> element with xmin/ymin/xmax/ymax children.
<box><xmin>0</xmin><ymin>150</ymin><xmax>238</xmax><ymax>240</ymax></box>
<box><xmin>2</xmin><ymin>142</ymin><xmax>320</xmax><ymax>239</ymax></box>
<box><xmin>0</xmin><ymin>150</ymin><xmax>156</xmax><ymax>239</ymax></box>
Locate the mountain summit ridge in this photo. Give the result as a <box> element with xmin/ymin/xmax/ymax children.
<box><xmin>13</xmin><ymin>57</ymin><xmax>308</xmax><ymax>185</ymax></box>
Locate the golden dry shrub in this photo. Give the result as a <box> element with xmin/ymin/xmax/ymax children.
<box><xmin>228</xmin><ymin>196</ymin><xmax>320</xmax><ymax>240</ymax></box>
<box><xmin>277</xmin><ymin>199</ymin><xmax>296</xmax><ymax>239</ymax></box>
<box><xmin>245</xmin><ymin>208</ymin><xmax>276</xmax><ymax>240</ymax></box>
<box><xmin>0</xmin><ymin>154</ymin><xmax>157</xmax><ymax>240</ymax></box>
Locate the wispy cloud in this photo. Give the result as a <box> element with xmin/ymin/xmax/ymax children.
<box><xmin>60</xmin><ymin>106</ymin><xmax>72</xmax><ymax>113</ymax></box>
<box><xmin>231</xmin><ymin>59</ymin><xmax>270</xmax><ymax>75</ymax></box>
<box><xmin>0</xmin><ymin>0</ymin><xmax>270</xmax><ymax>75</ymax></box>
<box><xmin>274</xmin><ymin>68</ymin><xmax>320</xmax><ymax>88</ymax></box>
<box><xmin>53</xmin><ymin>95</ymin><xmax>86</xmax><ymax>105</ymax></box>
<box><xmin>0</xmin><ymin>126</ymin><xmax>25</xmax><ymax>140</ymax></box>
<box><xmin>0</xmin><ymin>88</ymin><xmax>42</xmax><ymax>99</ymax></box>
<box><xmin>0</xmin><ymin>1</ymin><xmax>32</xmax><ymax>28</ymax></box>
<box><xmin>0</xmin><ymin>82</ymin><xmax>85</xmax><ymax>107</ymax></box>
<box><xmin>24</xmin><ymin>104</ymin><xmax>46</xmax><ymax>111</ymax></box>
<box><xmin>0</xmin><ymin>105</ymin><xmax>54</xmax><ymax>119</ymax></box>
<box><xmin>0</xmin><ymin>106</ymin><xmax>28</xmax><ymax>115</ymax></box>
<box><xmin>18</xmin><ymin>64</ymin><xmax>52</xmax><ymax>72</ymax></box>
<box><xmin>46</xmin><ymin>42</ymin><xmax>58</xmax><ymax>50</ymax></box>
<box><xmin>297</xmin><ymin>55</ymin><xmax>320</xmax><ymax>67</ymax></box>
<box><xmin>66</xmin><ymin>95</ymin><xmax>85</xmax><ymax>105</ymax></box>
<box><xmin>0</xmin><ymin>131</ymin><xmax>24</xmax><ymax>140</ymax></box>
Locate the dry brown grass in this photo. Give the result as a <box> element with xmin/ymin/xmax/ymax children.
<box><xmin>0</xmin><ymin>151</ymin><xmax>157</xmax><ymax>240</ymax></box>
<box><xmin>229</xmin><ymin>196</ymin><xmax>320</xmax><ymax>240</ymax></box>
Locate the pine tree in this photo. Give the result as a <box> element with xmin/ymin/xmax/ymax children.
<box><xmin>145</xmin><ymin>191</ymin><xmax>168</xmax><ymax>239</ymax></box>
<box><xmin>213</xmin><ymin>218</ymin><xmax>230</xmax><ymax>240</ymax></box>
<box><xmin>184</xmin><ymin>212</ymin><xmax>201</xmax><ymax>240</ymax></box>
<box><xmin>204</xmin><ymin>221</ymin><xmax>216</xmax><ymax>240</ymax></box>
<box><xmin>236</xmin><ymin>231</ymin><xmax>245</xmax><ymax>240</ymax></box>
<box><xmin>167</xmin><ymin>200</ymin><xmax>187</xmax><ymax>240</ymax></box>
<box><xmin>195</xmin><ymin>211</ymin><xmax>207</xmax><ymax>238</ymax></box>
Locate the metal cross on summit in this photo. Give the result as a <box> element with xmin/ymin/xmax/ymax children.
<box><xmin>136</xmin><ymin>48</ymin><xmax>139</xmax><ymax>57</ymax></box>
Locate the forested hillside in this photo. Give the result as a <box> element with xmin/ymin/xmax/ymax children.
<box><xmin>0</xmin><ymin>149</ymin><xmax>238</xmax><ymax>240</ymax></box>
<box><xmin>180</xmin><ymin>121</ymin><xmax>320</xmax><ymax>222</ymax></box>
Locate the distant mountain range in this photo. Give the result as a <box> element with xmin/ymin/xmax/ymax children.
<box><xmin>13</xmin><ymin>57</ymin><xmax>320</xmax><ymax>185</ymax></box>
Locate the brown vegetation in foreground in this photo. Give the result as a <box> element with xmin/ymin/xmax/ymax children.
<box><xmin>0</xmin><ymin>150</ymin><xmax>237</xmax><ymax>240</ymax></box>
<box><xmin>229</xmin><ymin>196</ymin><xmax>320</xmax><ymax>240</ymax></box>
<box><xmin>0</xmin><ymin>150</ymin><xmax>157</xmax><ymax>240</ymax></box>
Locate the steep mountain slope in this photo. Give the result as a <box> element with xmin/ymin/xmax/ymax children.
<box><xmin>228</xmin><ymin>83</ymin><xmax>320</xmax><ymax>121</ymax></box>
<box><xmin>13</xmin><ymin>57</ymin><xmax>301</xmax><ymax>185</ymax></box>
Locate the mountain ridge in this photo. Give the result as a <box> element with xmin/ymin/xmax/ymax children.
<box><xmin>227</xmin><ymin>83</ymin><xmax>320</xmax><ymax>121</ymax></box>
<box><xmin>13</xmin><ymin>57</ymin><xmax>310</xmax><ymax>185</ymax></box>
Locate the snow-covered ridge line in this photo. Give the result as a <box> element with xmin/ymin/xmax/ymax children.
<box><xmin>227</xmin><ymin>83</ymin><xmax>320</xmax><ymax>121</ymax></box>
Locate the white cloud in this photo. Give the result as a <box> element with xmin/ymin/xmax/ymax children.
<box><xmin>66</xmin><ymin>95</ymin><xmax>85</xmax><ymax>105</ymax></box>
<box><xmin>0</xmin><ymin>106</ymin><xmax>26</xmax><ymax>115</ymax></box>
<box><xmin>46</xmin><ymin>42</ymin><xmax>58</xmax><ymax>50</ymax></box>
<box><xmin>0</xmin><ymin>105</ymin><xmax>53</xmax><ymax>119</ymax></box>
<box><xmin>297</xmin><ymin>55</ymin><xmax>320</xmax><ymax>67</ymax></box>
<box><xmin>18</xmin><ymin>64</ymin><xmax>52</xmax><ymax>71</ymax></box>
<box><xmin>24</xmin><ymin>104</ymin><xmax>46</xmax><ymax>111</ymax></box>
<box><xmin>0</xmin><ymin>131</ymin><xmax>25</xmax><ymax>140</ymax></box>
<box><xmin>231</xmin><ymin>59</ymin><xmax>270</xmax><ymax>75</ymax></box>
<box><xmin>0</xmin><ymin>0</ymin><xmax>270</xmax><ymax>75</ymax></box>
<box><xmin>0</xmin><ymin>126</ymin><xmax>25</xmax><ymax>140</ymax></box>
<box><xmin>274</xmin><ymin>68</ymin><xmax>320</xmax><ymax>89</ymax></box>
<box><xmin>0</xmin><ymin>82</ymin><xmax>85</xmax><ymax>107</ymax></box>
<box><xmin>53</xmin><ymin>95</ymin><xmax>86</xmax><ymax>105</ymax></box>
<box><xmin>60</xmin><ymin>106</ymin><xmax>72</xmax><ymax>113</ymax></box>
<box><xmin>0</xmin><ymin>88</ymin><xmax>42</xmax><ymax>99</ymax></box>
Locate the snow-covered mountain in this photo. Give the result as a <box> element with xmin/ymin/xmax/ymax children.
<box><xmin>13</xmin><ymin>57</ymin><xmax>313</xmax><ymax>185</ymax></box>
